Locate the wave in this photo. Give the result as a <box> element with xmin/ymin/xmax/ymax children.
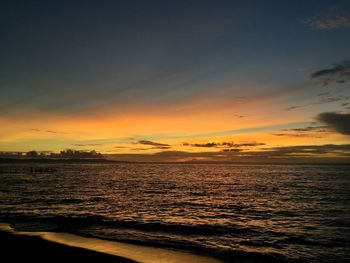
<box><xmin>0</xmin><ymin>214</ymin><xmax>260</xmax><ymax>236</ymax></box>
<box><xmin>0</xmin><ymin>215</ymin><xmax>294</xmax><ymax>263</ymax></box>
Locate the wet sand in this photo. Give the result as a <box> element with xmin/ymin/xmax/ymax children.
<box><xmin>0</xmin><ymin>224</ymin><xmax>223</xmax><ymax>263</ymax></box>
<box><xmin>0</xmin><ymin>231</ymin><xmax>136</xmax><ymax>262</ymax></box>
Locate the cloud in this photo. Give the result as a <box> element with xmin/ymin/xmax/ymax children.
<box><xmin>285</xmin><ymin>94</ymin><xmax>348</xmax><ymax>111</ymax></box>
<box><xmin>316</xmin><ymin>112</ymin><xmax>350</xmax><ymax>135</ymax></box>
<box><xmin>72</xmin><ymin>143</ymin><xmax>102</xmax><ymax>147</ymax></box>
<box><xmin>30</xmin><ymin>128</ymin><xmax>69</xmax><ymax>134</ymax></box>
<box><xmin>137</xmin><ymin>140</ymin><xmax>170</xmax><ymax>147</ymax></box>
<box><xmin>190</xmin><ymin>142</ymin><xmax>221</xmax><ymax>148</ymax></box>
<box><xmin>178</xmin><ymin>144</ymin><xmax>350</xmax><ymax>157</ymax></box>
<box><xmin>285</xmin><ymin>105</ymin><xmax>302</xmax><ymax>111</ymax></box>
<box><xmin>132</xmin><ymin>146</ymin><xmax>171</xmax><ymax>151</ymax></box>
<box><xmin>264</xmin><ymin>144</ymin><xmax>350</xmax><ymax>156</ymax></box>
<box><xmin>107</xmin><ymin>144</ymin><xmax>350</xmax><ymax>163</ymax></box>
<box><xmin>234</xmin><ymin>142</ymin><xmax>266</xmax><ymax>147</ymax></box>
<box><xmin>310</xmin><ymin>15</ymin><xmax>349</xmax><ymax>29</ymax></box>
<box><xmin>310</xmin><ymin>60</ymin><xmax>350</xmax><ymax>85</ymax></box>
<box><xmin>221</xmin><ymin>148</ymin><xmax>242</xmax><ymax>152</ymax></box>
<box><xmin>46</xmin><ymin>130</ymin><xmax>59</xmax><ymax>134</ymax></box>
<box><xmin>182</xmin><ymin>141</ymin><xmax>265</xmax><ymax>148</ymax></box>
<box><xmin>282</xmin><ymin>126</ymin><xmax>329</xmax><ymax>132</ymax></box>
<box><xmin>342</xmin><ymin>102</ymin><xmax>350</xmax><ymax>110</ymax></box>
<box><xmin>272</xmin><ymin>125</ymin><xmax>329</xmax><ymax>137</ymax></box>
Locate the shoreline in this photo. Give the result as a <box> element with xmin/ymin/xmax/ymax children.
<box><xmin>0</xmin><ymin>223</ymin><xmax>223</xmax><ymax>263</ymax></box>
<box><xmin>0</xmin><ymin>229</ymin><xmax>135</xmax><ymax>262</ymax></box>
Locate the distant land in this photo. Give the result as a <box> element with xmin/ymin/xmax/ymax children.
<box><xmin>0</xmin><ymin>149</ymin><xmax>126</xmax><ymax>163</ymax></box>
<box><xmin>0</xmin><ymin>149</ymin><xmax>349</xmax><ymax>165</ymax></box>
<box><xmin>0</xmin><ymin>158</ymin><xmax>124</xmax><ymax>164</ymax></box>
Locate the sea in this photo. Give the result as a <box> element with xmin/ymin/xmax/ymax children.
<box><xmin>0</xmin><ymin>163</ymin><xmax>349</xmax><ymax>262</ymax></box>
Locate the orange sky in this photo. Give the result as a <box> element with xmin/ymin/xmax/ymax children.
<box><xmin>1</xmin><ymin>1</ymin><xmax>349</xmax><ymax>162</ymax></box>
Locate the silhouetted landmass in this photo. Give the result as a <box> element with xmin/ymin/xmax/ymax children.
<box><xmin>0</xmin><ymin>149</ymin><xmax>128</xmax><ymax>163</ymax></box>
<box><xmin>0</xmin><ymin>158</ymin><xmax>125</xmax><ymax>163</ymax></box>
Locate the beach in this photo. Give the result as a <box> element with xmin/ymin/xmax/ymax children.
<box><xmin>1</xmin><ymin>163</ymin><xmax>349</xmax><ymax>262</ymax></box>
<box><xmin>0</xmin><ymin>223</ymin><xmax>222</xmax><ymax>263</ymax></box>
<box><xmin>0</xmin><ymin>230</ymin><xmax>135</xmax><ymax>262</ymax></box>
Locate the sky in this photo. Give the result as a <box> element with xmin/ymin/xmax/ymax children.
<box><xmin>0</xmin><ymin>0</ymin><xmax>349</xmax><ymax>162</ymax></box>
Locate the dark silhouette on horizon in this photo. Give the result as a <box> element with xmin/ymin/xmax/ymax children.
<box><xmin>0</xmin><ymin>149</ymin><xmax>103</xmax><ymax>159</ymax></box>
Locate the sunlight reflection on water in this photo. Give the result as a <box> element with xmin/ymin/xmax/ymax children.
<box><xmin>0</xmin><ymin>163</ymin><xmax>349</xmax><ymax>262</ymax></box>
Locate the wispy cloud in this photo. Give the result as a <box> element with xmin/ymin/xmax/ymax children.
<box><xmin>132</xmin><ymin>146</ymin><xmax>172</xmax><ymax>151</ymax></box>
<box><xmin>310</xmin><ymin>60</ymin><xmax>350</xmax><ymax>85</ymax></box>
<box><xmin>272</xmin><ymin>125</ymin><xmax>329</xmax><ymax>137</ymax></box>
<box><xmin>342</xmin><ymin>102</ymin><xmax>350</xmax><ymax>110</ymax></box>
<box><xmin>234</xmin><ymin>114</ymin><xmax>246</xmax><ymax>118</ymax></box>
<box><xmin>285</xmin><ymin>94</ymin><xmax>349</xmax><ymax>111</ymax></box>
<box><xmin>182</xmin><ymin>141</ymin><xmax>265</xmax><ymax>148</ymax></box>
<box><xmin>30</xmin><ymin>128</ymin><xmax>69</xmax><ymax>134</ymax></box>
<box><xmin>137</xmin><ymin>140</ymin><xmax>171</xmax><ymax>147</ymax></box>
<box><xmin>263</xmin><ymin>144</ymin><xmax>350</xmax><ymax>156</ymax></box>
<box><xmin>310</xmin><ymin>15</ymin><xmax>349</xmax><ymax>29</ymax></box>
<box><xmin>72</xmin><ymin>143</ymin><xmax>103</xmax><ymax>147</ymax></box>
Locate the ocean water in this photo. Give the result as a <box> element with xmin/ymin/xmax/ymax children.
<box><xmin>0</xmin><ymin>163</ymin><xmax>349</xmax><ymax>262</ymax></box>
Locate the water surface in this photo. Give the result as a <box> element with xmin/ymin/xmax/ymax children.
<box><xmin>0</xmin><ymin>163</ymin><xmax>349</xmax><ymax>262</ymax></box>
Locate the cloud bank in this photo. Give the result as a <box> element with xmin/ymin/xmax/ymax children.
<box><xmin>108</xmin><ymin>144</ymin><xmax>350</xmax><ymax>163</ymax></box>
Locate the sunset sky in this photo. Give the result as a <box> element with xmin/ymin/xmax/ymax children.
<box><xmin>1</xmin><ymin>0</ymin><xmax>349</xmax><ymax>162</ymax></box>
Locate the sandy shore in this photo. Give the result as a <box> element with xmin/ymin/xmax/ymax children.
<box><xmin>0</xmin><ymin>230</ymin><xmax>136</xmax><ymax>262</ymax></box>
<box><xmin>0</xmin><ymin>223</ymin><xmax>223</xmax><ymax>263</ymax></box>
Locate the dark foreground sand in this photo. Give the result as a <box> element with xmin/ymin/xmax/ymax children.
<box><xmin>0</xmin><ymin>231</ymin><xmax>136</xmax><ymax>263</ymax></box>
<box><xmin>0</xmin><ymin>223</ymin><xmax>222</xmax><ymax>263</ymax></box>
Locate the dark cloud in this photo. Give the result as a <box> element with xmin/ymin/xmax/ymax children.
<box><xmin>234</xmin><ymin>114</ymin><xmax>245</xmax><ymax>118</ymax></box>
<box><xmin>235</xmin><ymin>142</ymin><xmax>266</xmax><ymax>147</ymax></box>
<box><xmin>151</xmin><ymin>146</ymin><xmax>172</xmax><ymax>150</ymax></box>
<box><xmin>221</xmin><ymin>148</ymin><xmax>242</xmax><ymax>152</ymax></box>
<box><xmin>191</xmin><ymin>142</ymin><xmax>221</xmax><ymax>148</ymax></box>
<box><xmin>30</xmin><ymin>129</ymin><xmax>69</xmax><ymax>134</ymax></box>
<box><xmin>285</xmin><ymin>106</ymin><xmax>302</xmax><ymax>111</ymax></box>
<box><xmin>272</xmin><ymin>125</ymin><xmax>330</xmax><ymax>137</ymax></box>
<box><xmin>108</xmin><ymin>144</ymin><xmax>350</xmax><ymax>163</ymax></box>
<box><xmin>310</xmin><ymin>15</ymin><xmax>349</xmax><ymax>29</ymax></box>
<box><xmin>182</xmin><ymin>141</ymin><xmax>265</xmax><ymax>148</ymax></box>
<box><xmin>131</xmin><ymin>140</ymin><xmax>172</xmax><ymax>151</ymax></box>
<box><xmin>342</xmin><ymin>102</ymin><xmax>350</xmax><ymax>110</ymax></box>
<box><xmin>137</xmin><ymin>140</ymin><xmax>170</xmax><ymax>147</ymax></box>
<box><xmin>282</xmin><ymin>126</ymin><xmax>329</xmax><ymax>132</ymax></box>
<box><xmin>273</xmin><ymin>133</ymin><xmax>307</xmax><ymax>137</ymax></box>
<box><xmin>72</xmin><ymin>143</ymin><xmax>102</xmax><ymax>147</ymax></box>
<box><xmin>316</xmin><ymin>112</ymin><xmax>350</xmax><ymax>135</ymax></box>
<box><xmin>46</xmin><ymin>130</ymin><xmax>63</xmax><ymax>134</ymax></box>
<box><xmin>264</xmin><ymin>144</ymin><xmax>350</xmax><ymax>156</ymax></box>
<box><xmin>285</xmin><ymin>94</ymin><xmax>348</xmax><ymax>111</ymax></box>
<box><xmin>310</xmin><ymin>60</ymin><xmax>350</xmax><ymax>85</ymax></box>
<box><xmin>132</xmin><ymin>146</ymin><xmax>171</xmax><ymax>151</ymax></box>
